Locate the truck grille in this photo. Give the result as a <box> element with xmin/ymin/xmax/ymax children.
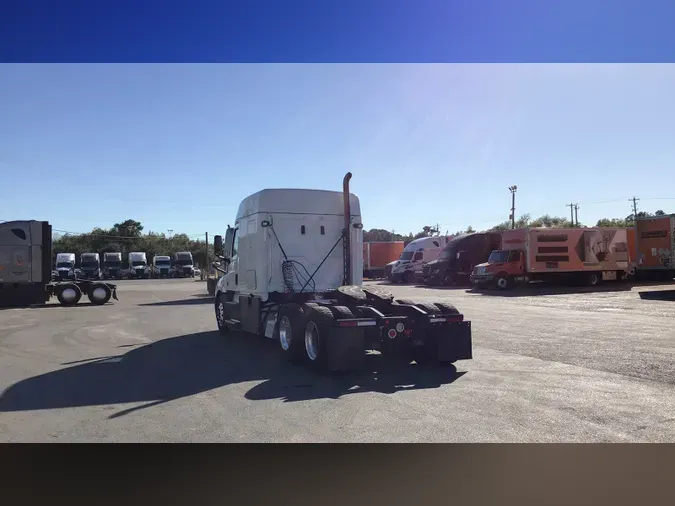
<box><xmin>384</xmin><ymin>264</ymin><xmax>393</xmax><ymax>279</ymax></box>
<box><xmin>422</xmin><ymin>265</ymin><xmax>431</xmax><ymax>277</ymax></box>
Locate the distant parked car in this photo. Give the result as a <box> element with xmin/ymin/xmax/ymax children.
<box><xmin>194</xmin><ymin>268</ymin><xmax>201</xmax><ymax>278</ymax></box>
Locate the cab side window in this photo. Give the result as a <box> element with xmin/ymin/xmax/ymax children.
<box><xmin>508</xmin><ymin>250</ymin><xmax>521</xmax><ymax>262</ymax></box>
<box><xmin>232</xmin><ymin>228</ymin><xmax>239</xmax><ymax>258</ymax></box>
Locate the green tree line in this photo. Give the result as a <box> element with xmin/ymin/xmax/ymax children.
<box><xmin>363</xmin><ymin>210</ymin><xmax>668</xmax><ymax>245</ymax></box>
<box><xmin>52</xmin><ymin>219</ymin><xmax>214</xmax><ymax>268</ymax></box>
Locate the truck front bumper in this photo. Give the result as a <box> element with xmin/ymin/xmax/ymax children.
<box><xmin>470</xmin><ymin>273</ymin><xmax>494</xmax><ymax>286</ymax></box>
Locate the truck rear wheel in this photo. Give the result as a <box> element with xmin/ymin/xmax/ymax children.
<box><xmin>87</xmin><ymin>283</ymin><xmax>112</xmax><ymax>305</ymax></box>
<box><xmin>278</xmin><ymin>305</ymin><xmax>306</xmax><ymax>363</ymax></box>
<box><xmin>57</xmin><ymin>283</ymin><xmax>82</xmax><ymax>306</ymax></box>
<box><xmin>303</xmin><ymin>304</ymin><xmax>335</xmax><ymax>370</ymax></box>
<box><xmin>433</xmin><ymin>301</ymin><xmax>459</xmax><ymax>314</ymax></box>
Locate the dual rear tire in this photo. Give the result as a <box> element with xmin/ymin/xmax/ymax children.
<box><xmin>56</xmin><ymin>282</ymin><xmax>112</xmax><ymax>306</ymax></box>
<box><xmin>277</xmin><ymin>303</ymin><xmax>355</xmax><ymax>371</ymax></box>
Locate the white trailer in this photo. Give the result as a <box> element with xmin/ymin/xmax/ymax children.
<box><xmin>212</xmin><ymin>173</ymin><xmax>473</xmax><ymax>373</ymax></box>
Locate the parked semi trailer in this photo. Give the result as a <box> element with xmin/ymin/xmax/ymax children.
<box><xmin>470</xmin><ymin>227</ymin><xmax>630</xmax><ymax>290</ymax></box>
<box><xmin>80</xmin><ymin>252</ymin><xmax>102</xmax><ymax>280</ymax></box>
<box><xmin>102</xmin><ymin>252</ymin><xmax>122</xmax><ymax>279</ymax></box>
<box><xmin>363</xmin><ymin>241</ymin><xmax>404</xmax><ymax>279</ymax></box>
<box><xmin>0</xmin><ymin>220</ymin><xmax>118</xmax><ymax>307</ymax></box>
<box><xmin>212</xmin><ymin>173</ymin><xmax>472</xmax><ymax>373</ymax></box>
<box><xmin>422</xmin><ymin>232</ymin><xmax>502</xmax><ymax>286</ymax></box>
<box><xmin>628</xmin><ymin>215</ymin><xmax>675</xmax><ymax>281</ymax></box>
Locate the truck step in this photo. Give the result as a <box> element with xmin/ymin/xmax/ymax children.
<box><xmin>224</xmin><ymin>319</ymin><xmax>242</xmax><ymax>330</ymax></box>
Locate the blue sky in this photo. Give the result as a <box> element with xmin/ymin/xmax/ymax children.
<box><xmin>2</xmin><ymin>64</ymin><xmax>675</xmax><ymax>238</ymax></box>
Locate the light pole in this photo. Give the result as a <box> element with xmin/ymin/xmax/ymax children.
<box><xmin>508</xmin><ymin>185</ymin><xmax>518</xmax><ymax>229</ymax></box>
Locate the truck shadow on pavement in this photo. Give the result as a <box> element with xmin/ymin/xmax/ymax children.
<box><xmin>0</xmin><ymin>331</ymin><xmax>465</xmax><ymax>419</ymax></box>
<box><xmin>638</xmin><ymin>289</ymin><xmax>675</xmax><ymax>301</ymax></box>
<box><xmin>137</xmin><ymin>297</ymin><xmax>214</xmax><ymax>307</ymax></box>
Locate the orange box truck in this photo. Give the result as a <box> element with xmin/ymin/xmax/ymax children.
<box><xmin>470</xmin><ymin>228</ymin><xmax>630</xmax><ymax>290</ymax></box>
<box><xmin>630</xmin><ymin>215</ymin><xmax>675</xmax><ymax>280</ymax></box>
<box><xmin>363</xmin><ymin>241</ymin><xmax>405</xmax><ymax>279</ymax></box>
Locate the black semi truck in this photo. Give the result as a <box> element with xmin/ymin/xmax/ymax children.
<box><xmin>0</xmin><ymin>220</ymin><xmax>118</xmax><ymax>307</ymax></box>
<box><xmin>422</xmin><ymin>232</ymin><xmax>503</xmax><ymax>286</ymax></box>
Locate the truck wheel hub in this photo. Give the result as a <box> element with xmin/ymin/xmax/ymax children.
<box><xmin>305</xmin><ymin>321</ymin><xmax>320</xmax><ymax>361</ymax></box>
<box><xmin>92</xmin><ymin>287</ymin><xmax>107</xmax><ymax>301</ymax></box>
<box><xmin>279</xmin><ymin>316</ymin><xmax>292</xmax><ymax>350</ymax></box>
<box><xmin>61</xmin><ymin>288</ymin><xmax>77</xmax><ymax>301</ymax></box>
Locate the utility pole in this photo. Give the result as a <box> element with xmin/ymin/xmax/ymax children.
<box><xmin>574</xmin><ymin>204</ymin><xmax>579</xmax><ymax>227</ymax></box>
<box><xmin>566</xmin><ymin>203</ymin><xmax>575</xmax><ymax>226</ymax></box>
<box><xmin>630</xmin><ymin>197</ymin><xmax>640</xmax><ymax>219</ymax></box>
<box><xmin>509</xmin><ymin>185</ymin><xmax>518</xmax><ymax>229</ymax></box>
<box><xmin>204</xmin><ymin>232</ymin><xmax>209</xmax><ymax>280</ymax></box>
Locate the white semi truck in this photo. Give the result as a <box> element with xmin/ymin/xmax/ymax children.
<box><xmin>212</xmin><ymin>173</ymin><xmax>473</xmax><ymax>373</ymax></box>
<box><xmin>153</xmin><ymin>255</ymin><xmax>171</xmax><ymax>278</ymax></box>
<box><xmin>127</xmin><ymin>251</ymin><xmax>149</xmax><ymax>279</ymax></box>
<box><xmin>55</xmin><ymin>252</ymin><xmax>76</xmax><ymax>281</ymax></box>
<box><xmin>80</xmin><ymin>252</ymin><xmax>101</xmax><ymax>280</ymax></box>
<box><xmin>102</xmin><ymin>252</ymin><xmax>123</xmax><ymax>279</ymax></box>
<box><xmin>386</xmin><ymin>236</ymin><xmax>450</xmax><ymax>284</ymax></box>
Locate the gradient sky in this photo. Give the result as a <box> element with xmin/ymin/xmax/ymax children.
<box><xmin>1</xmin><ymin>64</ymin><xmax>675</xmax><ymax>238</ymax></box>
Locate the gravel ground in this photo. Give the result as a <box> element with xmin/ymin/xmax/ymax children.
<box><xmin>0</xmin><ymin>278</ymin><xmax>673</xmax><ymax>442</ymax></box>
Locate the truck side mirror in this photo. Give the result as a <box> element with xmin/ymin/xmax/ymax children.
<box><xmin>214</xmin><ymin>235</ymin><xmax>223</xmax><ymax>256</ymax></box>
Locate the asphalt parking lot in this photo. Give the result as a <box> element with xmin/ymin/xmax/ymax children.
<box><xmin>1</xmin><ymin>278</ymin><xmax>674</xmax><ymax>442</ymax></box>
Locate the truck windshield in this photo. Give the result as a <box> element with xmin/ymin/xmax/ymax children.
<box><xmin>156</xmin><ymin>261</ymin><xmax>171</xmax><ymax>267</ymax></box>
<box><xmin>399</xmin><ymin>251</ymin><xmax>413</xmax><ymax>261</ymax></box>
<box><xmin>106</xmin><ymin>260</ymin><xmax>121</xmax><ymax>266</ymax></box>
<box><xmin>488</xmin><ymin>251</ymin><xmax>510</xmax><ymax>263</ymax></box>
<box><xmin>439</xmin><ymin>248</ymin><xmax>454</xmax><ymax>260</ymax></box>
<box><xmin>56</xmin><ymin>262</ymin><xmax>73</xmax><ymax>268</ymax></box>
<box><xmin>131</xmin><ymin>261</ymin><xmax>146</xmax><ymax>267</ymax></box>
<box><xmin>81</xmin><ymin>261</ymin><xmax>98</xmax><ymax>268</ymax></box>
<box><xmin>176</xmin><ymin>259</ymin><xmax>193</xmax><ymax>266</ymax></box>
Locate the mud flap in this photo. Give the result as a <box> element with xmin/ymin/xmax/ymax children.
<box><xmin>110</xmin><ymin>285</ymin><xmax>119</xmax><ymax>301</ymax></box>
<box><xmin>325</xmin><ymin>327</ymin><xmax>367</xmax><ymax>371</ymax></box>
<box><xmin>436</xmin><ymin>321</ymin><xmax>472</xmax><ymax>362</ymax></box>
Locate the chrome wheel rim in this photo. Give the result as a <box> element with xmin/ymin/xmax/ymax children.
<box><xmin>92</xmin><ymin>287</ymin><xmax>107</xmax><ymax>301</ymax></box>
<box><xmin>279</xmin><ymin>316</ymin><xmax>292</xmax><ymax>350</ymax></box>
<box><xmin>305</xmin><ymin>321</ymin><xmax>319</xmax><ymax>361</ymax></box>
<box><xmin>61</xmin><ymin>288</ymin><xmax>77</xmax><ymax>302</ymax></box>
<box><xmin>497</xmin><ymin>277</ymin><xmax>507</xmax><ymax>289</ymax></box>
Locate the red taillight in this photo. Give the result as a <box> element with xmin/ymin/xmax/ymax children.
<box><xmin>447</xmin><ymin>315</ymin><xmax>464</xmax><ymax>323</ymax></box>
<box><xmin>338</xmin><ymin>321</ymin><xmax>358</xmax><ymax>327</ymax></box>
<box><xmin>387</xmin><ymin>329</ymin><xmax>397</xmax><ymax>339</ymax></box>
